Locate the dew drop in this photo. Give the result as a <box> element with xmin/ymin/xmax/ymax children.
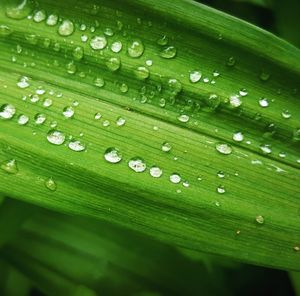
<box><xmin>128</xmin><ymin>157</ymin><xmax>146</xmax><ymax>172</ymax></box>
<box><xmin>30</xmin><ymin>94</ymin><xmax>40</xmax><ymax>103</ymax></box>
<box><xmin>217</xmin><ymin>185</ymin><xmax>225</xmax><ymax>194</ymax></box>
<box><xmin>233</xmin><ymin>131</ymin><xmax>244</xmax><ymax>142</ymax></box>
<box><xmin>6</xmin><ymin>0</ymin><xmax>33</xmax><ymax>20</ymax></box>
<box><xmin>45</xmin><ymin>177</ymin><xmax>57</xmax><ymax>191</ymax></box>
<box><xmin>213</xmin><ymin>70</ymin><xmax>220</xmax><ymax>77</ymax></box>
<box><xmin>119</xmin><ymin>83</ymin><xmax>128</xmax><ymax>93</ymax></box>
<box><xmin>260</xmin><ymin>144</ymin><xmax>272</xmax><ymax>154</ymax></box>
<box><xmin>259</xmin><ymin>97</ymin><xmax>269</xmax><ymax>108</ymax></box>
<box><xmin>94</xmin><ymin>113</ymin><xmax>102</xmax><ymax>120</ymax></box>
<box><xmin>104</xmin><ymin>147</ymin><xmax>122</xmax><ymax>163</ymax></box>
<box><xmin>72</xmin><ymin>46</ymin><xmax>84</xmax><ymax>61</ymax></box>
<box><xmin>58</xmin><ymin>20</ymin><xmax>74</xmax><ymax>36</ymax></box>
<box><xmin>239</xmin><ymin>89</ymin><xmax>248</xmax><ymax>97</ymax></box>
<box><xmin>157</xmin><ymin>35</ymin><xmax>168</xmax><ymax>46</ymax></box>
<box><xmin>217</xmin><ymin>171</ymin><xmax>225</xmax><ymax>178</ymax></box>
<box><xmin>116</xmin><ymin>116</ymin><xmax>126</xmax><ymax>126</ymax></box>
<box><xmin>294</xmin><ymin>246</ymin><xmax>300</xmax><ymax>252</ymax></box>
<box><xmin>33</xmin><ymin>10</ymin><xmax>46</xmax><ymax>22</ymax></box>
<box><xmin>227</xmin><ymin>56</ymin><xmax>236</xmax><ymax>66</ymax></box>
<box><xmin>281</xmin><ymin>110</ymin><xmax>291</xmax><ymax>119</ymax></box>
<box><xmin>150</xmin><ymin>166</ymin><xmax>163</xmax><ymax>178</ymax></box>
<box><xmin>183</xmin><ymin>180</ymin><xmax>190</xmax><ymax>187</ymax></box>
<box><xmin>0</xmin><ymin>25</ymin><xmax>13</xmax><ymax>36</ymax></box>
<box><xmin>102</xmin><ymin>120</ymin><xmax>110</xmax><ymax>127</ymax></box>
<box><xmin>68</xmin><ymin>140</ymin><xmax>86</xmax><ymax>152</ymax></box>
<box><xmin>260</xmin><ymin>71</ymin><xmax>270</xmax><ymax>81</ymax></box>
<box><xmin>160</xmin><ymin>46</ymin><xmax>176</xmax><ymax>59</ymax></box>
<box><xmin>106</xmin><ymin>57</ymin><xmax>121</xmax><ymax>71</ymax></box>
<box><xmin>17</xmin><ymin>76</ymin><xmax>30</xmax><ymax>88</ymax></box>
<box><xmin>34</xmin><ymin>113</ymin><xmax>46</xmax><ymax>125</ymax></box>
<box><xmin>18</xmin><ymin>114</ymin><xmax>29</xmax><ymax>125</ymax></box>
<box><xmin>90</xmin><ymin>35</ymin><xmax>107</xmax><ymax>50</ymax></box>
<box><xmin>47</xmin><ymin>130</ymin><xmax>65</xmax><ymax>145</ymax></box>
<box><xmin>1</xmin><ymin>159</ymin><xmax>18</xmax><ymax>174</ymax></box>
<box><xmin>43</xmin><ymin>98</ymin><xmax>53</xmax><ymax>108</ymax></box>
<box><xmin>189</xmin><ymin>70</ymin><xmax>202</xmax><ymax>83</ymax></box>
<box><xmin>207</xmin><ymin>94</ymin><xmax>221</xmax><ymax>110</ymax></box>
<box><xmin>94</xmin><ymin>77</ymin><xmax>105</xmax><ymax>88</ymax></box>
<box><xmin>229</xmin><ymin>95</ymin><xmax>242</xmax><ymax>108</ymax></box>
<box><xmin>134</xmin><ymin>66</ymin><xmax>149</xmax><ymax>80</ymax></box>
<box><xmin>62</xmin><ymin>106</ymin><xmax>74</xmax><ymax>118</ymax></box>
<box><xmin>168</xmin><ymin>78</ymin><xmax>182</xmax><ymax>94</ymax></box>
<box><xmin>161</xmin><ymin>142</ymin><xmax>172</xmax><ymax>152</ymax></box>
<box><xmin>216</xmin><ymin>143</ymin><xmax>232</xmax><ymax>155</ymax></box>
<box><xmin>127</xmin><ymin>40</ymin><xmax>144</xmax><ymax>58</ymax></box>
<box><xmin>46</xmin><ymin>14</ymin><xmax>58</xmax><ymax>26</ymax></box>
<box><xmin>0</xmin><ymin>104</ymin><xmax>16</xmax><ymax>120</ymax></box>
<box><xmin>255</xmin><ymin>215</ymin><xmax>265</xmax><ymax>225</ymax></box>
<box><xmin>177</xmin><ymin>114</ymin><xmax>190</xmax><ymax>123</ymax></box>
<box><xmin>111</xmin><ymin>41</ymin><xmax>122</xmax><ymax>53</ymax></box>
<box><xmin>170</xmin><ymin>173</ymin><xmax>181</xmax><ymax>184</ymax></box>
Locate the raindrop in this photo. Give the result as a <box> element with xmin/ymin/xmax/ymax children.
<box><xmin>213</xmin><ymin>70</ymin><xmax>220</xmax><ymax>77</ymax></box>
<box><xmin>104</xmin><ymin>147</ymin><xmax>122</xmax><ymax>163</ymax></box>
<box><xmin>281</xmin><ymin>110</ymin><xmax>291</xmax><ymax>119</ymax></box>
<box><xmin>146</xmin><ymin>60</ymin><xmax>153</xmax><ymax>66</ymax></box>
<box><xmin>233</xmin><ymin>131</ymin><xmax>244</xmax><ymax>142</ymax></box>
<box><xmin>111</xmin><ymin>41</ymin><xmax>122</xmax><ymax>53</ymax></box>
<box><xmin>34</xmin><ymin>113</ymin><xmax>46</xmax><ymax>125</ymax></box>
<box><xmin>239</xmin><ymin>89</ymin><xmax>248</xmax><ymax>97</ymax></box>
<box><xmin>0</xmin><ymin>25</ymin><xmax>13</xmax><ymax>36</ymax></box>
<box><xmin>1</xmin><ymin>159</ymin><xmax>18</xmax><ymax>174</ymax></box>
<box><xmin>161</xmin><ymin>142</ymin><xmax>172</xmax><ymax>152</ymax></box>
<box><xmin>45</xmin><ymin>178</ymin><xmax>57</xmax><ymax>191</ymax></box>
<box><xmin>227</xmin><ymin>56</ymin><xmax>236</xmax><ymax>66</ymax></box>
<box><xmin>94</xmin><ymin>113</ymin><xmax>102</xmax><ymax>120</ymax></box>
<box><xmin>17</xmin><ymin>76</ymin><xmax>30</xmax><ymax>88</ymax></box>
<box><xmin>90</xmin><ymin>35</ymin><xmax>107</xmax><ymax>50</ymax></box>
<box><xmin>216</xmin><ymin>143</ymin><xmax>232</xmax><ymax>155</ymax></box>
<box><xmin>259</xmin><ymin>97</ymin><xmax>269</xmax><ymax>108</ymax></box>
<box><xmin>46</xmin><ymin>14</ymin><xmax>58</xmax><ymax>26</ymax></box>
<box><xmin>102</xmin><ymin>120</ymin><xmax>110</xmax><ymax>127</ymax></box>
<box><xmin>150</xmin><ymin>166</ymin><xmax>163</xmax><ymax>178</ymax></box>
<box><xmin>134</xmin><ymin>66</ymin><xmax>149</xmax><ymax>80</ymax></box>
<box><xmin>217</xmin><ymin>171</ymin><xmax>225</xmax><ymax>178</ymax></box>
<box><xmin>168</xmin><ymin>78</ymin><xmax>182</xmax><ymax>94</ymax></box>
<box><xmin>43</xmin><ymin>98</ymin><xmax>53</xmax><ymax>108</ymax></box>
<box><xmin>0</xmin><ymin>104</ymin><xmax>16</xmax><ymax>119</ymax></box>
<box><xmin>207</xmin><ymin>94</ymin><xmax>221</xmax><ymax>109</ymax></box>
<box><xmin>255</xmin><ymin>215</ymin><xmax>265</xmax><ymax>225</ymax></box>
<box><xmin>72</xmin><ymin>46</ymin><xmax>84</xmax><ymax>60</ymax></box>
<box><xmin>119</xmin><ymin>83</ymin><xmax>128</xmax><ymax>93</ymax></box>
<box><xmin>33</xmin><ymin>10</ymin><xmax>46</xmax><ymax>22</ymax></box>
<box><xmin>260</xmin><ymin>144</ymin><xmax>272</xmax><ymax>154</ymax></box>
<box><xmin>106</xmin><ymin>57</ymin><xmax>121</xmax><ymax>71</ymax></box>
<box><xmin>160</xmin><ymin>46</ymin><xmax>176</xmax><ymax>59</ymax></box>
<box><xmin>94</xmin><ymin>77</ymin><xmax>105</xmax><ymax>88</ymax></box>
<box><xmin>229</xmin><ymin>95</ymin><xmax>242</xmax><ymax>108</ymax></box>
<box><xmin>58</xmin><ymin>20</ymin><xmax>74</xmax><ymax>36</ymax></box>
<box><xmin>170</xmin><ymin>173</ymin><xmax>181</xmax><ymax>184</ymax></box>
<box><xmin>189</xmin><ymin>70</ymin><xmax>202</xmax><ymax>83</ymax></box>
<box><xmin>30</xmin><ymin>94</ymin><xmax>40</xmax><ymax>103</ymax></box>
<box><xmin>157</xmin><ymin>35</ymin><xmax>168</xmax><ymax>45</ymax></box>
<box><xmin>217</xmin><ymin>185</ymin><xmax>225</xmax><ymax>194</ymax></box>
<box><xmin>18</xmin><ymin>114</ymin><xmax>29</xmax><ymax>125</ymax></box>
<box><xmin>128</xmin><ymin>157</ymin><xmax>146</xmax><ymax>172</ymax></box>
<box><xmin>177</xmin><ymin>114</ymin><xmax>190</xmax><ymax>123</ymax></box>
<box><xmin>47</xmin><ymin>130</ymin><xmax>65</xmax><ymax>145</ymax></box>
<box><xmin>116</xmin><ymin>116</ymin><xmax>126</xmax><ymax>126</ymax></box>
<box><xmin>6</xmin><ymin>0</ymin><xmax>33</xmax><ymax>20</ymax></box>
<box><xmin>127</xmin><ymin>40</ymin><xmax>144</xmax><ymax>58</ymax></box>
<box><xmin>62</xmin><ymin>106</ymin><xmax>74</xmax><ymax>118</ymax></box>
<box><xmin>183</xmin><ymin>180</ymin><xmax>190</xmax><ymax>187</ymax></box>
<box><xmin>68</xmin><ymin>140</ymin><xmax>86</xmax><ymax>152</ymax></box>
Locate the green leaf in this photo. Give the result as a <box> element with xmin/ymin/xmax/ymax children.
<box><xmin>0</xmin><ymin>0</ymin><xmax>299</xmax><ymax>271</ymax></box>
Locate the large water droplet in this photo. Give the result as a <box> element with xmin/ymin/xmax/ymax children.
<box><xmin>127</xmin><ymin>40</ymin><xmax>144</xmax><ymax>58</ymax></box>
<box><xmin>170</xmin><ymin>173</ymin><xmax>181</xmax><ymax>184</ymax></box>
<box><xmin>189</xmin><ymin>70</ymin><xmax>202</xmax><ymax>83</ymax></box>
<box><xmin>0</xmin><ymin>104</ymin><xmax>16</xmax><ymax>119</ymax></box>
<box><xmin>17</xmin><ymin>76</ymin><xmax>30</xmax><ymax>88</ymax></box>
<box><xmin>90</xmin><ymin>35</ymin><xmax>107</xmax><ymax>50</ymax></box>
<box><xmin>128</xmin><ymin>157</ymin><xmax>146</xmax><ymax>172</ymax></box>
<box><xmin>58</xmin><ymin>20</ymin><xmax>74</xmax><ymax>36</ymax></box>
<box><xmin>6</xmin><ymin>0</ymin><xmax>33</xmax><ymax>20</ymax></box>
<box><xmin>47</xmin><ymin>130</ymin><xmax>65</xmax><ymax>145</ymax></box>
<box><xmin>111</xmin><ymin>41</ymin><xmax>122</xmax><ymax>53</ymax></box>
<box><xmin>46</xmin><ymin>14</ymin><xmax>58</xmax><ymax>26</ymax></box>
<box><xmin>104</xmin><ymin>147</ymin><xmax>122</xmax><ymax>163</ymax></box>
<box><xmin>1</xmin><ymin>159</ymin><xmax>18</xmax><ymax>174</ymax></box>
<box><xmin>18</xmin><ymin>114</ymin><xmax>29</xmax><ymax>125</ymax></box>
<box><xmin>62</xmin><ymin>106</ymin><xmax>74</xmax><ymax>118</ymax></box>
<box><xmin>150</xmin><ymin>166</ymin><xmax>163</xmax><ymax>178</ymax></box>
<box><xmin>216</xmin><ymin>143</ymin><xmax>232</xmax><ymax>155</ymax></box>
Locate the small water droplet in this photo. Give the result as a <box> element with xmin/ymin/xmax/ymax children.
<box><xmin>294</xmin><ymin>246</ymin><xmax>300</xmax><ymax>252</ymax></box>
<box><xmin>216</xmin><ymin>143</ymin><xmax>232</xmax><ymax>155</ymax></box>
<box><xmin>150</xmin><ymin>166</ymin><xmax>163</xmax><ymax>178</ymax></box>
<box><xmin>34</xmin><ymin>113</ymin><xmax>46</xmax><ymax>125</ymax></box>
<box><xmin>281</xmin><ymin>110</ymin><xmax>291</xmax><ymax>119</ymax></box>
<box><xmin>102</xmin><ymin>120</ymin><xmax>110</xmax><ymax>127</ymax></box>
<box><xmin>116</xmin><ymin>116</ymin><xmax>126</xmax><ymax>126</ymax></box>
<box><xmin>239</xmin><ymin>89</ymin><xmax>248</xmax><ymax>97</ymax></box>
<box><xmin>279</xmin><ymin>151</ymin><xmax>286</xmax><ymax>158</ymax></box>
<box><xmin>183</xmin><ymin>180</ymin><xmax>190</xmax><ymax>187</ymax></box>
<box><xmin>227</xmin><ymin>56</ymin><xmax>236</xmax><ymax>66</ymax></box>
<box><xmin>0</xmin><ymin>25</ymin><xmax>13</xmax><ymax>36</ymax></box>
<box><xmin>62</xmin><ymin>106</ymin><xmax>74</xmax><ymax>118</ymax></box>
<box><xmin>170</xmin><ymin>173</ymin><xmax>181</xmax><ymax>184</ymax></box>
<box><xmin>33</xmin><ymin>10</ymin><xmax>46</xmax><ymax>22</ymax></box>
<box><xmin>58</xmin><ymin>20</ymin><xmax>74</xmax><ymax>36</ymax></box>
<box><xmin>177</xmin><ymin>114</ymin><xmax>190</xmax><ymax>123</ymax></box>
<box><xmin>217</xmin><ymin>185</ymin><xmax>225</xmax><ymax>194</ymax></box>
<box><xmin>162</xmin><ymin>142</ymin><xmax>172</xmax><ymax>152</ymax></box>
<box><xmin>46</xmin><ymin>14</ymin><xmax>58</xmax><ymax>26</ymax></box>
<box><xmin>127</xmin><ymin>40</ymin><xmax>144</xmax><ymax>58</ymax></box>
<box><xmin>259</xmin><ymin>97</ymin><xmax>269</xmax><ymax>108</ymax></box>
<box><xmin>68</xmin><ymin>140</ymin><xmax>86</xmax><ymax>152</ymax></box>
<box><xmin>0</xmin><ymin>103</ymin><xmax>15</xmax><ymax>120</ymax></box>
<box><xmin>90</xmin><ymin>35</ymin><xmax>107</xmax><ymax>50</ymax></box>
<box><xmin>134</xmin><ymin>66</ymin><xmax>149</xmax><ymax>80</ymax></box>
<box><xmin>229</xmin><ymin>95</ymin><xmax>242</xmax><ymax>108</ymax></box>
<box><xmin>47</xmin><ymin>130</ymin><xmax>65</xmax><ymax>145</ymax></box>
<box><xmin>94</xmin><ymin>113</ymin><xmax>102</xmax><ymax>120</ymax></box>
<box><xmin>260</xmin><ymin>144</ymin><xmax>272</xmax><ymax>154</ymax></box>
<box><xmin>104</xmin><ymin>147</ymin><xmax>122</xmax><ymax>163</ymax></box>
<box><xmin>160</xmin><ymin>46</ymin><xmax>176</xmax><ymax>59</ymax></box>
<box><xmin>106</xmin><ymin>57</ymin><xmax>121</xmax><ymax>71</ymax></box>
<box><xmin>128</xmin><ymin>157</ymin><xmax>146</xmax><ymax>172</ymax></box>
<box><xmin>111</xmin><ymin>41</ymin><xmax>122</xmax><ymax>53</ymax></box>
<box><xmin>233</xmin><ymin>131</ymin><xmax>244</xmax><ymax>142</ymax></box>
<box><xmin>119</xmin><ymin>83</ymin><xmax>128</xmax><ymax>93</ymax></box>
<box><xmin>1</xmin><ymin>159</ymin><xmax>18</xmax><ymax>174</ymax></box>
<box><xmin>104</xmin><ymin>27</ymin><xmax>114</xmax><ymax>36</ymax></box>
<box><xmin>217</xmin><ymin>171</ymin><xmax>225</xmax><ymax>178</ymax></box>
<box><xmin>94</xmin><ymin>77</ymin><xmax>105</xmax><ymax>88</ymax></box>
<box><xmin>213</xmin><ymin>70</ymin><xmax>220</xmax><ymax>77</ymax></box>
<box><xmin>189</xmin><ymin>70</ymin><xmax>202</xmax><ymax>83</ymax></box>
<box><xmin>157</xmin><ymin>35</ymin><xmax>168</xmax><ymax>46</ymax></box>
<box><xmin>45</xmin><ymin>177</ymin><xmax>57</xmax><ymax>191</ymax></box>
<box><xmin>207</xmin><ymin>94</ymin><xmax>221</xmax><ymax>110</ymax></box>
<box><xmin>18</xmin><ymin>114</ymin><xmax>29</xmax><ymax>125</ymax></box>
<box><xmin>146</xmin><ymin>60</ymin><xmax>153</xmax><ymax>66</ymax></box>
<box><xmin>17</xmin><ymin>76</ymin><xmax>30</xmax><ymax>88</ymax></box>
<box><xmin>168</xmin><ymin>78</ymin><xmax>182</xmax><ymax>94</ymax></box>
<box><xmin>260</xmin><ymin>71</ymin><xmax>270</xmax><ymax>81</ymax></box>
<box><xmin>66</xmin><ymin>61</ymin><xmax>77</xmax><ymax>74</ymax></box>
<box><xmin>72</xmin><ymin>46</ymin><xmax>84</xmax><ymax>60</ymax></box>
<box><xmin>255</xmin><ymin>215</ymin><xmax>264</xmax><ymax>224</ymax></box>
<box><xmin>43</xmin><ymin>98</ymin><xmax>53</xmax><ymax>108</ymax></box>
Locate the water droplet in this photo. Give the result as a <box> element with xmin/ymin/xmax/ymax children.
<box><xmin>183</xmin><ymin>180</ymin><xmax>190</xmax><ymax>187</ymax></box>
<box><xmin>104</xmin><ymin>27</ymin><xmax>114</xmax><ymax>36</ymax></box>
<box><xmin>0</xmin><ymin>104</ymin><xmax>16</xmax><ymax>119</ymax></box>
<box><xmin>46</xmin><ymin>14</ymin><xmax>58</xmax><ymax>26</ymax></box>
<box><xmin>47</xmin><ymin>130</ymin><xmax>65</xmax><ymax>145</ymax></box>
<box><xmin>81</xmin><ymin>34</ymin><xmax>88</xmax><ymax>42</ymax></box>
<box><xmin>6</xmin><ymin>0</ymin><xmax>33</xmax><ymax>20</ymax></box>
<box><xmin>260</xmin><ymin>71</ymin><xmax>270</xmax><ymax>81</ymax></box>
<box><xmin>62</xmin><ymin>106</ymin><xmax>74</xmax><ymax>118</ymax></box>
<box><xmin>217</xmin><ymin>171</ymin><xmax>225</xmax><ymax>178</ymax></box>
<box><xmin>281</xmin><ymin>110</ymin><xmax>291</xmax><ymax>119</ymax></box>
<box><xmin>33</xmin><ymin>10</ymin><xmax>46</xmax><ymax>22</ymax></box>
<box><xmin>279</xmin><ymin>151</ymin><xmax>286</xmax><ymax>158</ymax></box>
<box><xmin>1</xmin><ymin>159</ymin><xmax>18</xmax><ymax>174</ymax></box>
<box><xmin>170</xmin><ymin>173</ymin><xmax>181</xmax><ymax>184</ymax></box>
<box><xmin>94</xmin><ymin>113</ymin><xmax>102</xmax><ymax>120</ymax></box>
<box><xmin>72</xmin><ymin>46</ymin><xmax>84</xmax><ymax>60</ymax></box>
<box><xmin>127</xmin><ymin>40</ymin><xmax>144</xmax><ymax>58</ymax></box>
<box><xmin>30</xmin><ymin>94</ymin><xmax>40</xmax><ymax>103</ymax></box>
<box><xmin>168</xmin><ymin>78</ymin><xmax>182</xmax><ymax>94</ymax></box>
<box><xmin>294</xmin><ymin>246</ymin><xmax>300</xmax><ymax>252</ymax></box>
<box><xmin>189</xmin><ymin>70</ymin><xmax>202</xmax><ymax>83</ymax></box>
<box><xmin>177</xmin><ymin>114</ymin><xmax>190</xmax><ymax>123</ymax></box>
<box><xmin>18</xmin><ymin>114</ymin><xmax>29</xmax><ymax>125</ymax></box>
<box><xmin>102</xmin><ymin>120</ymin><xmax>110</xmax><ymax>127</ymax></box>
<box><xmin>146</xmin><ymin>60</ymin><xmax>153</xmax><ymax>66</ymax></box>
<box><xmin>94</xmin><ymin>77</ymin><xmax>105</xmax><ymax>88</ymax></box>
<box><xmin>34</xmin><ymin>113</ymin><xmax>46</xmax><ymax>125</ymax></box>
<box><xmin>0</xmin><ymin>25</ymin><xmax>13</xmax><ymax>36</ymax></box>
<box><xmin>160</xmin><ymin>46</ymin><xmax>176</xmax><ymax>59</ymax></box>
<box><xmin>17</xmin><ymin>76</ymin><xmax>30</xmax><ymax>88</ymax></box>
<box><xmin>233</xmin><ymin>131</ymin><xmax>244</xmax><ymax>142</ymax></box>
<box><xmin>260</xmin><ymin>144</ymin><xmax>272</xmax><ymax>154</ymax></box>
<box><xmin>116</xmin><ymin>116</ymin><xmax>126</xmax><ymax>126</ymax></box>
<box><xmin>259</xmin><ymin>97</ymin><xmax>269</xmax><ymax>108</ymax></box>
<box><xmin>150</xmin><ymin>166</ymin><xmax>163</xmax><ymax>178</ymax></box>
<box><xmin>90</xmin><ymin>35</ymin><xmax>107</xmax><ymax>50</ymax></box>
<box><xmin>68</xmin><ymin>140</ymin><xmax>86</xmax><ymax>152</ymax></box>
<box><xmin>104</xmin><ymin>147</ymin><xmax>122</xmax><ymax>163</ymax></box>
<box><xmin>106</xmin><ymin>57</ymin><xmax>121</xmax><ymax>71</ymax></box>
<box><xmin>255</xmin><ymin>215</ymin><xmax>264</xmax><ymax>224</ymax></box>
<box><xmin>111</xmin><ymin>41</ymin><xmax>122</xmax><ymax>53</ymax></box>
<box><xmin>227</xmin><ymin>56</ymin><xmax>236</xmax><ymax>66</ymax></box>
<box><xmin>119</xmin><ymin>83</ymin><xmax>128</xmax><ymax>93</ymax></box>
<box><xmin>162</xmin><ymin>142</ymin><xmax>172</xmax><ymax>152</ymax></box>
<box><xmin>43</xmin><ymin>98</ymin><xmax>53</xmax><ymax>108</ymax></box>
<box><xmin>229</xmin><ymin>95</ymin><xmax>242</xmax><ymax>108</ymax></box>
<box><xmin>45</xmin><ymin>177</ymin><xmax>57</xmax><ymax>191</ymax></box>
<box><xmin>239</xmin><ymin>89</ymin><xmax>248</xmax><ymax>97</ymax></box>
<box><xmin>207</xmin><ymin>94</ymin><xmax>221</xmax><ymax>109</ymax></box>
<box><xmin>134</xmin><ymin>66</ymin><xmax>149</xmax><ymax>80</ymax></box>
<box><xmin>128</xmin><ymin>157</ymin><xmax>146</xmax><ymax>172</ymax></box>
<box><xmin>217</xmin><ymin>185</ymin><xmax>225</xmax><ymax>194</ymax></box>
<box><xmin>213</xmin><ymin>70</ymin><xmax>220</xmax><ymax>77</ymax></box>
<box><xmin>58</xmin><ymin>20</ymin><xmax>74</xmax><ymax>36</ymax></box>
<box><xmin>157</xmin><ymin>35</ymin><xmax>168</xmax><ymax>46</ymax></box>
<box><xmin>216</xmin><ymin>143</ymin><xmax>232</xmax><ymax>155</ymax></box>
